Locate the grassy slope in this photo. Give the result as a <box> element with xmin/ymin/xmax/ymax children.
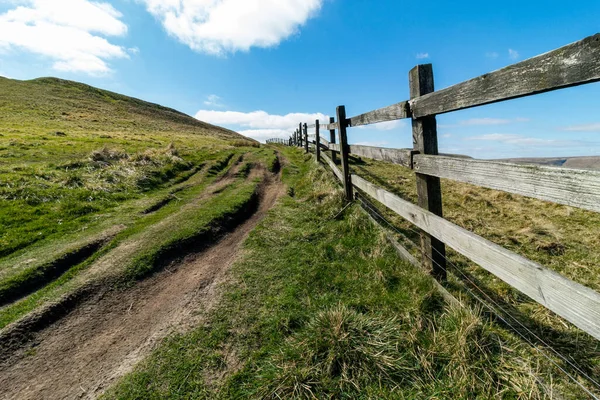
<box><xmin>105</xmin><ymin>147</ymin><xmax>589</xmax><ymax>399</ymax></box>
<box><xmin>0</xmin><ymin>76</ymin><xmax>274</xmax><ymax>328</ymax></box>
<box><xmin>349</xmin><ymin>156</ymin><xmax>600</xmax><ymax>382</ymax></box>
<box><xmin>0</xmin><ymin>76</ymin><xmax>254</xmax><ymax>258</ymax></box>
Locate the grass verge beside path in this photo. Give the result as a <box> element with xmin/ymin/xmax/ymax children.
<box><xmin>105</xmin><ymin>147</ymin><xmax>579</xmax><ymax>399</ymax></box>
<box><xmin>350</xmin><ymin>156</ymin><xmax>600</xmax><ymax>383</ymax></box>
<box><xmin>0</xmin><ymin>149</ymin><xmax>274</xmax><ymax>330</ymax></box>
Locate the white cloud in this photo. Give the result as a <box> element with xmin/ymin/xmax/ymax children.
<box><xmin>195</xmin><ymin>109</ymin><xmax>328</xmax><ymax>141</ymax></box>
<box><xmin>0</xmin><ymin>0</ymin><xmax>129</xmax><ymax>75</ymax></box>
<box><xmin>465</xmin><ymin>133</ymin><xmax>584</xmax><ymax>147</ymax></box>
<box><xmin>203</xmin><ymin>94</ymin><xmax>225</xmax><ymax>108</ymax></box>
<box><xmin>485</xmin><ymin>51</ymin><xmax>499</xmax><ymax>59</ymax></box>
<box><xmin>237</xmin><ymin>128</ymin><xmax>291</xmax><ymax>140</ymax></box>
<box><xmin>562</xmin><ymin>123</ymin><xmax>600</xmax><ymax>132</ymax></box>
<box><xmin>140</xmin><ymin>0</ymin><xmax>323</xmax><ymax>56</ymax></box>
<box><xmin>195</xmin><ymin>109</ymin><xmax>327</xmax><ymax>129</ymax></box>
<box><xmin>439</xmin><ymin>117</ymin><xmax>529</xmax><ymax>128</ymax></box>
<box><xmin>355</xmin><ymin>120</ymin><xmax>406</xmax><ymax>131</ymax></box>
<box><xmin>354</xmin><ymin>141</ymin><xmax>389</xmax><ymax>147</ymax></box>
<box><xmin>508</xmin><ymin>48</ymin><xmax>519</xmax><ymax>60</ymax></box>
<box><xmin>416</xmin><ymin>52</ymin><xmax>429</xmax><ymax>59</ymax></box>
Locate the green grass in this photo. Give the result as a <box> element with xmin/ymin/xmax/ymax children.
<box><xmin>0</xmin><ymin>76</ymin><xmax>273</xmax><ymax>328</ymax></box>
<box><xmin>0</xmin><ymin>76</ymin><xmax>256</xmax><ymax>258</ymax></box>
<box><xmin>349</xmin><ymin>156</ymin><xmax>600</xmax><ymax>377</ymax></box>
<box><xmin>104</xmin><ymin>147</ymin><xmax>586</xmax><ymax>399</ymax></box>
<box><xmin>0</xmin><ymin>146</ymin><xmax>281</xmax><ymax>329</ymax></box>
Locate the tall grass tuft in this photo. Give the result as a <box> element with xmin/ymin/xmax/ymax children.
<box><xmin>263</xmin><ymin>304</ymin><xmax>414</xmax><ymax>398</ymax></box>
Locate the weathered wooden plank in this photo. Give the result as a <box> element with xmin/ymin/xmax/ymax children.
<box><xmin>413</xmin><ymin>155</ymin><xmax>600</xmax><ymax>213</ymax></box>
<box><xmin>347</xmin><ymin>145</ymin><xmax>412</xmax><ymax>168</ymax></box>
<box><xmin>411</xmin><ymin>34</ymin><xmax>600</xmax><ymax>118</ymax></box>
<box><xmin>347</xmin><ymin>101</ymin><xmax>410</xmax><ymax>127</ymax></box>
<box><xmin>359</xmin><ymin>200</ymin><xmax>461</xmax><ymax>307</ymax></box>
<box><xmin>329</xmin><ymin>143</ymin><xmax>340</xmax><ymax>152</ymax></box>
<box><xmin>410</xmin><ymin>64</ymin><xmax>446</xmax><ymax>280</ymax></box>
<box><xmin>352</xmin><ymin>174</ymin><xmax>600</xmax><ymax>340</ymax></box>
<box><xmin>315</xmin><ymin>119</ymin><xmax>321</xmax><ymax>162</ymax></box>
<box><xmin>328</xmin><ymin>116</ymin><xmax>338</xmax><ymax>164</ymax></box>
<box><xmin>337</xmin><ymin>106</ymin><xmax>353</xmax><ymax>200</ymax></box>
<box><xmin>303</xmin><ymin>123</ymin><xmax>309</xmax><ymax>153</ymax></box>
<box><xmin>307</xmin><ymin>124</ymin><xmax>316</xmax><ymax>129</ymax></box>
<box><xmin>322</xmin><ymin>153</ymin><xmax>343</xmax><ymax>183</ymax></box>
<box><xmin>320</xmin><ymin>137</ymin><xmax>330</xmax><ymax>146</ymax></box>
<box><xmin>326</xmin><ymin>123</ymin><xmax>338</xmax><ymax>131</ymax></box>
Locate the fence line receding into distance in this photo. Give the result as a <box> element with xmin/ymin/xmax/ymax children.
<box><xmin>266</xmin><ymin>33</ymin><xmax>600</xmax><ymax>343</ymax></box>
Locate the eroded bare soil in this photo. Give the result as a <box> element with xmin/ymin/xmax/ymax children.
<box><xmin>0</xmin><ymin>168</ymin><xmax>284</xmax><ymax>400</ymax></box>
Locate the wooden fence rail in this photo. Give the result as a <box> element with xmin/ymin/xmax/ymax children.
<box><xmin>265</xmin><ymin>33</ymin><xmax>600</xmax><ymax>342</ymax></box>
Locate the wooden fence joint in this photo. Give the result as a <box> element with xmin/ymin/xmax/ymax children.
<box><xmin>336</xmin><ymin>105</ymin><xmax>353</xmax><ymax>201</ymax></box>
<box><xmin>409</xmin><ymin>150</ymin><xmax>420</xmax><ymax>169</ymax></box>
<box><xmin>409</xmin><ymin>64</ymin><xmax>447</xmax><ymax>281</ymax></box>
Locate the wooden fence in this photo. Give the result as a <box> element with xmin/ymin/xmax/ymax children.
<box><xmin>268</xmin><ymin>33</ymin><xmax>600</xmax><ymax>342</ymax></box>
<box><xmin>266</xmin><ymin>138</ymin><xmax>291</xmax><ymax>146</ymax></box>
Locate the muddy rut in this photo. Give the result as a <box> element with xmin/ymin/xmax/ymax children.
<box><xmin>0</xmin><ymin>168</ymin><xmax>285</xmax><ymax>400</ymax></box>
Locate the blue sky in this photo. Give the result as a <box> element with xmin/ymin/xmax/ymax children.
<box><xmin>0</xmin><ymin>0</ymin><xmax>599</xmax><ymax>159</ymax></box>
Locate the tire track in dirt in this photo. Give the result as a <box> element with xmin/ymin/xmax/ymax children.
<box><xmin>0</xmin><ymin>165</ymin><xmax>285</xmax><ymax>400</ymax></box>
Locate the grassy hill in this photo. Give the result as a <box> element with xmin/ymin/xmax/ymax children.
<box><xmin>0</xmin><ymin>76</ymin><xmax>255</xmax><ymax>256</ymax></box>
<box><xmin>1</xmin><ymin>77</ymin><xmax>598</xmax><ymax>398</ymax></box>
<box><xmin>105</xmin><ymin>147</ymin><xmax>594</xmax><ymax>399</ymax></box>
<box><xmin>494</xmin><ymin>155</ymin><xmax>600</xmax><ymax>170</ymax></box>
<box><xmin>0</xmin><ymin>76</ymin><xmax>271</xmax><ymax>329</ymax></box>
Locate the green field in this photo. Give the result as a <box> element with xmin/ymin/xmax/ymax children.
<box><xmin>1</xmin><ymin>77</ymin><xmax>598</xmax><ymax>399</ymax></box>
<box><xmin>0</xmin><ymin>76</ymin><xmax>271</xmax><ymax>328</ymax></box>
<box><xmin>105</xmin><ymin>146</ymin><xmax>591</xmax><ymax>399</ymax></box>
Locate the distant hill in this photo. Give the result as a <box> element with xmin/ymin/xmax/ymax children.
<box><xmin>492</xmin><ymin>156</ymin><xmax>600</xmax><ymax>171</ymax></box>
<box><xmin>0</xmin><ymin>76</ymin><xmax>244</xmax><ymax>141</ymax></box>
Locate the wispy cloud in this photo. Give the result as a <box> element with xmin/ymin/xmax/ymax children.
<box><xmin>0</xmin><ymin>0</ymin><xmax>129</xmax><ymax>75</ymax></box>
<box><xmin>485</xmin><ymin>51</ymin><xmax>499</xmax><ymax>59</ymax></box>
<box><xmin>439</xmin><ymin>117</ymin><xmax>529</xmax><ymax>128</ymax></box>
<box><xmin>354</xmin><ymin>141</ymin><xmax>389</xmax><ymax>147</ymax></box>
<box><xmin>236</xmin><ymin>128</ymin><xmax>291</xmax><ymax>141</ymax></box>
<box><xmin>194</xmin><ymin>109</ymin><xmax>328</xmax><ymax>141</ymax></box>
<box><xmin>561</xmin><ymin>123</ymin><xmax>600</xmax><ymax>132</ymax></box>
<box><xmin>465</xmin><ymin>133</ymin><xmax>589</xmax><ymax>147</ymax></box>
<box><xmin>416</xmin><ymin>52</ymin><xmax>429</xmax><ymax>59</ymax></box>
<box><xmin>355</xmin><ymin>120</ymin><xmax>406</xmax><ymax>131</ymax></box>
<box><xmin>140</xmin><ymin>0</ymin><xmax>323</xmax><ymax>56</ymax></box>
<box><xmin>203</xmin><ymin>94</ymin><xmax>225</xmax><ymax>108</ymax></box>
<box><xmin>508</xmin><ymin>48</ymin><xmax>519</xmax><ymax>60</ymax></box>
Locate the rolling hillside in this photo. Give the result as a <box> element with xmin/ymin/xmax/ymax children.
<box><xmin>0</xmin><ymin>77</ymin><xmax>597</xmax><ymax>399</ymax></box>
<box><xmin>0</xmin><ymin>76</ymin><xmax>274</xmax><ymax>337</ymax></box>
<box><xmin>0</xmin><ymin>76</ymin><xmax>256</xmax><ymax>257</ymax></box>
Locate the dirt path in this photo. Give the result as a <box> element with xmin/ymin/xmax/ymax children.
<box><xmin>0</xmin><ymin>169</ymin><xmax>285</xmax><ymax>400</ymax></box>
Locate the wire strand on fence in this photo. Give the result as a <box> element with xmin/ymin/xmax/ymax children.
<box><xmin>354</xmin><ymin>191</ymin><xmax>600</xmax><ymax>399</ymax></box>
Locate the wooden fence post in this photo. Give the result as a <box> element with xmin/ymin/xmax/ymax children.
<box><xmin>315</xmin><ymin>119</ymin><xmax>321</xmax><ymax>162</ymax></box>
<box><xmin>336</xmin><ymin>106</ymin><xmax>353</xmax><ymax>201</ymax></box>
<box><xmin>303</xmin><ymin>123</ymin><xmax>309</xmax><ymax>153</ymax></box>
<box><xmin>409</xmin><ymin>64</ymin><xmax>447</xmax><ymax>281</ymax></box>
<box><xmin>329</xmin><ymin>116</ymin><xmax>337</xmax><ymax>163</ymax></box>
<box><xmin>298</xmin><ymin>123</ymin><xmax>302</xmax><ymax>147</ymax></box>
